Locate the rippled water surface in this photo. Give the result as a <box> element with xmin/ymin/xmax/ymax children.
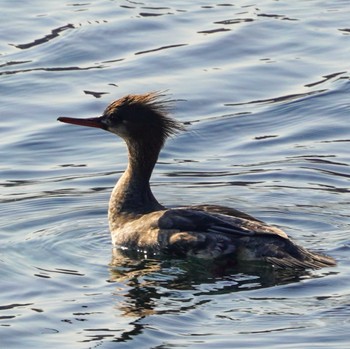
<box><xmin>1</xmin><ymin>1</ymin><xmax>350</xmax><ymax>348</ymax></box>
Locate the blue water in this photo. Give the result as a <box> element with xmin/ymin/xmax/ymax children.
<box><xmin>1</xmin><ymin>1</ymin><xmax>350</xmax><ymax>348</ymax></box>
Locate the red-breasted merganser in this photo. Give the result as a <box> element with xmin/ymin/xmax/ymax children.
<box><xmin>58</xmin><ymin>92</ymin><xmax>336</xmax><ymax>269</ymax></box>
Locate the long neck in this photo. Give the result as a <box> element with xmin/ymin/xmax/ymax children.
<box><xmin>109</xmin><ymin>140</ymin><xmax>164</xmax><ymax>220</ymax></box>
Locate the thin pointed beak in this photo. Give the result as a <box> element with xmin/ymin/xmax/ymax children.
<box><xmin>57</xmin><ymin>116</ymin><xmax>107</xmax><ymax>129</ymax></box>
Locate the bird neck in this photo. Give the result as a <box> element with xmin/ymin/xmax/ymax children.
<box><xmin>108</xmin><ymin>140</ymin><xmax>164</xmax><ymax>220</ymax></box>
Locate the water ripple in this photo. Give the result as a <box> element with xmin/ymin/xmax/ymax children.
<box><xmin>11</xmin><ymin>24</ymin><xmax>75</xmax><ymax>50</ymax></box>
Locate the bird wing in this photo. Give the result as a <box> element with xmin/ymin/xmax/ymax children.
<box><xmin>188</xmin><ymin>204</ymin><xmax>264</xmax><ymax>223</ymax></box>
<box><xmin>158</xmin><ymin>207</ymin><xmax>289</xmax><ymax>240</ymax></box>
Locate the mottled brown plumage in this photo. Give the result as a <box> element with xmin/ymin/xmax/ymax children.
<box><xmin>58</xmin><ymin>92</ymin><xmax>336</xmax><ymax>269</ymax></box>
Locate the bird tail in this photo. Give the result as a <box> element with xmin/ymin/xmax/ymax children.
<box><xmin>266</xmin><ymin>245</ymin><xmax>336</xmax><ymax>270</ymax></box>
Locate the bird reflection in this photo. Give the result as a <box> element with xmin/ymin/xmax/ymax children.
<box><xmin>108</xmin><ymin>248</ymin><xmax>311</xmax><ymax>319</ymax></box>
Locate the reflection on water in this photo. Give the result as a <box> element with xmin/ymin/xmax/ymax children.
<box><xmin>96</xmin><ymin>249</ymin><xmax>337</xmax><ymax>344</ymax></box>
<box><xmin>109</xmin><ymin>249</ymin><xmax>310</xmax><ymax>314</ymax></box>
<box><xmin>12</xmin><ymin>24</ymin><xmax>75</xmax><ymax>50</ymax></box>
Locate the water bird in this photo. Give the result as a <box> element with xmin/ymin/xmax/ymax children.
<box><xmin>58</xmin><ymin>92</ymin><xmax>336</xmax><ymax>269</ymax></box>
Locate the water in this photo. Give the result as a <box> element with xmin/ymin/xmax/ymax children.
<box><xmin>1</xmin><ymin>0</ymin><xmax>350</xmax><ymax>348</ymax></box>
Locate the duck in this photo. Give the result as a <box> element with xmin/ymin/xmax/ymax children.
<box><xmin>58</xmin><ymin>92</ymin><xmax>336</xmax><ymax>269</ymax></box>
